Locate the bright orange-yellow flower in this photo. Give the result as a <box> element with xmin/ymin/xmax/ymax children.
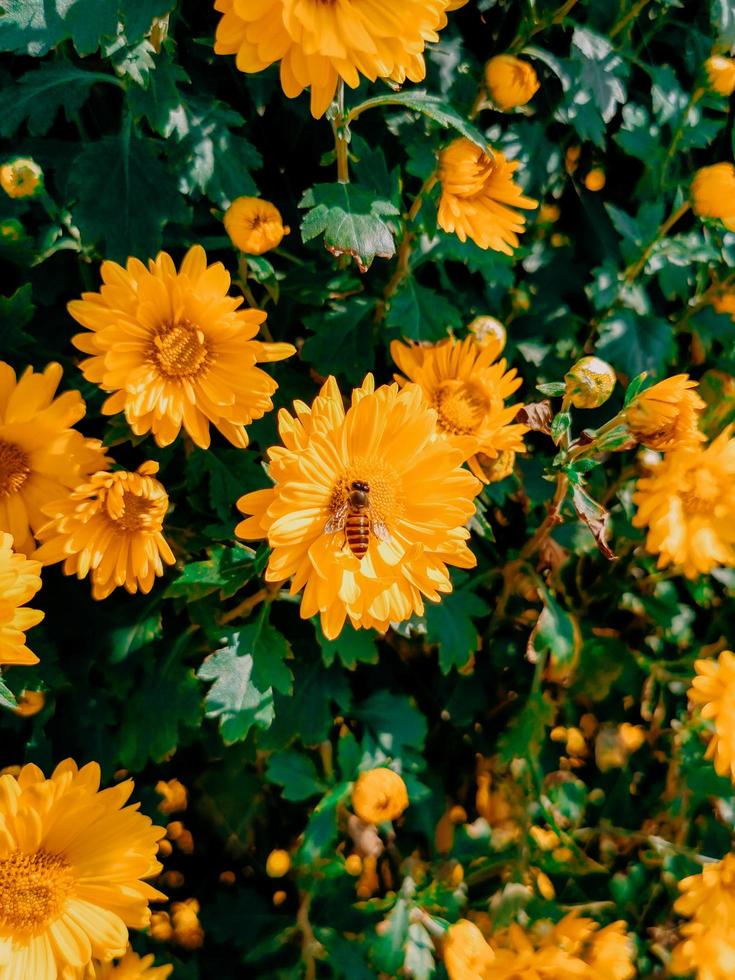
<box><xmin>213</xmin><ymin>0</ymin><xmax>460</xmax><ymax>118</ymax></box>
<box><xmin>706</xmin><ymin>55</ymin><xmax>735</xmax><ymax>96</ymax></box>
<box><xmin>632</xmin><ymin>428</ymin><xmax>735</xmax><ymax>578</ymax></box>
<box><xmin>437</xmin><ymin>138</ymin><xmax>538</xmax><ymax>254</ymax></box>
<box><xmin>444</xmin><ymin>919</ymin><xmax>495</xmax><ymax>979</ymax></box>
<box><xmin>625</xmin><ymin>375</ymin><xmax>704</xmax><ymax>450</ymax></box>
<box><xmin>35</xmin><ymin>462</ymin><xmax>175</xmax><ymax>600</ymax></box>
<box><xmin>671</xmin><ymin>853</ymin><xmax>735</xmax><ymax>978</ymax></box>
<box><xmin>0</xmin><ymin>362</ymin><xmax>108</xmax><ymax>556</ymax></box>
<box><xmin>236</xmin><ymin>375</ymin><xmax>480</xmax><ymax>639</ymax></box>
<box><xmin>0</xmin><ymin>760</ymin><xmax>165</xmax><ymax>980</ymax></box>
<box><xmin>94</xmin><ymin>948</ymin><xmax>173</xmax><ymax>979</ymax></box>
<box><xmin>68</xmin><ymin>246</ymin><xmax>295</xmax><ymax>450</ymax></box>
<box><xmin>391</xmin><ymin>335</ymin><xmax>527</xmax><ymax>482</ymax></box>
<box><xmin>352</xmin><ymin>769</ymin><xmax>408</xmax><ymax>824</ymax></box>
<box><xmin>689</xmin><ymin>651</ymin><xmax>735</xmax><ymax>782</ymax></box>
<box><xmin>484</xmin><ymin>54</ymin><xmax>539</xmax><ymax>109</ymax></box>
<box><xmin>0</xmin><ymin>158</ymin><xmax>42</xmax><ymax>198</ymax></box>
<box><xmin>224</xmin><ymin>197</ymin><xmax>289</xmax><ymax>255</ymax></box>
<box><xmin>711</xmin><ymin>286</ymin><xmax>735</xmax><ymax>321</ymax></box>
<box><xmin>0</xmin><ymin>532</ymin><xmax>43</xmax><ymax>667</ymax></box>
<box><xmin>692</xmin><ymin>163</ymin><xmax>735</xmax><ymax>231</ymax></box>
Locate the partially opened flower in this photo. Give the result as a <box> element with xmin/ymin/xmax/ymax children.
<box><xmin>213</xmin><ymin>0</ymin><xmax>460</xmax><ymax>118</ymax></box>
<box><xmin>437</xmin><ymin>138</ymin><xmax>538</xmax><ymax>254</ymax></box>
<box><xmin>625</xmin><ymin>375</ymin><xmax>705</xmax><ymax>450</ymax></box>
<box><xmin>689</xmin><ymin>651</ymin><xmax>735</xmax><ymax>782</ymax></box>
<box><xmin>632</xmin><ymin>428</ymin><xmax>735</xmax><ymax>577</ymax></box>
<box><xmin>0</xmin><ymin>532</ymin><xmax>43</xmax><ymax>667</ymax></box>
<box><xmin>671</xmin><ymin>921</ymin><xmax>735</xmax><ymax>980</ymax></box>
<box><xmin>0</xmin><ymin>157</ymin><xmax>42</xmax><ymax>198</ymax></box>
<box><xmin>0</xmin><ymin>759</ymin><xmax>165</xmax><ymax>980</ymax></box>
<box><xmin>0</xmin><ymin>361</ymin><xmax>108</xmax><ymax>555</ymax></box>
<box><xmin>484</xmin><ymin>54</ymin><xmax>539</xmax><ymax>109</ymax></box>
<box><xmin>68</xmin><ymin>246</ymin><xmax>295</xmax><ymax>450</ymax></box>
<box><xmin>94</xmin><ymin>949</ymin><xmax>173</xmax><ymax>979</ymax></box>
<box><xmin>352</xmin><ymin>769</ymin><xmax>408</xmax><ymax>824</ymax></box>
<box><xmin>391</xmin><ymin>335</ymin><xmax>527</xmax><ymax>482</ymax></box>
<box><xmin>224</xmin><ymin>198</ymin><xmax>289</xmax><ymax>255</ymax></box>
<box><xmin>443</xmin><ymin>920</ymin><xmax>495</xmax><ymax>979</ymax></box>
<box><xmin>237</xmin><ymin>375</ymin><xmax>480</xmax><ymax>638</ymax></box>
<box><xmin>705</xmin><ymin>55</ymin><xmax>735</xmax><ymax>96</ymax></box>
<box><xmin>692</xmin><ymin>164</ymin><xmax>735</xmax><ymax>231</ymax></box>
<box><xmin>35</xmin><ymin>462</ymin><xmax>175</xmax><ymax>600</ymax></box>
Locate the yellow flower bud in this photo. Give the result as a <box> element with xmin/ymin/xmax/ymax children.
<box><xmin>272</xmin><ymin>889</ymin><xmax>287</xmax><ymax>907</ymax></box>
<box><xmin>12</xmin><ymin>690</ymin><xmax>45</xmax><ymax>717</ymax></box>
<box><xmin>166</xmin><ymin>821</ymin><xmax>184</xmax><ymax>841</ymax></box>
<box><xmin>530</xmin><ymin>826</ymin><xmax>560</xmax><ymax>850</ymax></box>
<box><xmin>534</xmin><ymin>868</ymin><xmax>555</xmax><ymax>900</ymax></box>
<box><xmin>0</xmin><ymin>158</ymin><xmax>43</xmax><ymax>198</ymax></box>
<box><xmin>565</xmin><ymin>356</ymin><xmax>617</xmax><ymax>408</ymax></box>
<box><xmin>0</xmin><ymin>219</ymin><xmax>23</xmax><ymax>241</ymax></box>
<box><xmin>224</xmin><ymin>196</ymin><xmax>289</xmax><ymax>254</ymax></box>
<box><xmin>565</xmin><ymin>727</ymin><xmax>587</xmax><ymax>757</ymax></box>
<box><xmin>171</xmin><ymin>898</ymin><xmax>204</xmax><ymax>950</ymax></box>
<box><xmin>584</xmin><ymin>168</ymin><xmax>606</xmax><ymax>192</ymax></box>
<box><xmin>157</xmin><ymin>839</ymin><xmax>173</xmax><ymax>858</ymax></box>
<box><xmin>156</xmin><ymin>778</ymin><xmax>188</xmax><ymax>814</ymax></box>
<box><xmin>625</xmin><ymin>375</ymin><xmax>704</xmax><ymax>450</ymax></box>
<box><xmin>551</xmin><ymin>846</ymin><xmax>574</xmax><ymax>863</ymax></box>
<box><xmin>352</xmin><ymin>768</ymin><xmax>409</xmax><ymax>824</ymax></box>
<box><xmin>468</xmin><ymin>315</ymin><xmax>506</xmax><ymax>358</ymax></box>
<box><xmin>692</xmin><ymin>163</ymin><xmax>735</xmax><ymax>231</ymax></box>
<box><xmin>344</xmin><ymin>853</ymin><xmax>363</xmax><ymax>876</ymax></box>
<box><xmin>450</xmin><ymin>862</ymin><xmax>464</xmax><ymax>887</ymax></box>
<box><xmin>484</xmin><ymin>54</ymin><xmax>539</xmax><ymax>109</ymax></box>
<box><xmin>550</xmin><ymin>726</ymin><xmax>567</xmax><ymax>743</ymax></box>
<box><xmin>266</xmin><ymin>848</ymin><xmax>291</xmax><ymax>878</ymax></box>
<box><xmin>175</xmin><ymin>829</ymin><xmax>194</xmax><ymax>854</ymax></box>
<box><xmin>619</xmin><ymin>722</ymin><xmax>646</xmax><ymax>753</ymax></box>
<box><xmin>444</xmin><ymin>920</ymin><xmax>495</xmax><ymax>978</ymax></box>
<box><xmin>449</xmin><ymin>805</ymin><xmax>468</xmax><ymax>824</ymax></box>
<box><xmin>219</xmin><ymin>870</ymin><xmax>236</xmax><ymax>885</ymax></box>
<box><xmin>705</xmin><ymin>55</ymin><xmax>735</xmax><ymax>96</ymax></box>
<box><xmin>149</xmin><ymin>911</ymin><xmax>173</xmax><ymax>942</ymax></box>
<box><xmin>473</xmin><ymin>449</ymin><xmax>516</xmax><ymax>484</ymax></box>
<box><xmin>565</xmin><ymin>145</ymin><xmax>581</xmax><ymax>174</ymax></box>
<box><xmin>538</xmin><ymin>202</ymin><xmax>560</xmax><ymax>223</ymax></box>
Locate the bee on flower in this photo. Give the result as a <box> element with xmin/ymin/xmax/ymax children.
<box><xmin>437</xmin><ymin>138</ymin><xmax>538</xmax><ymax>254</ymax></box>
<box><xmin>68</xmin><ymin>246</ymin><xmax>295</xmax><ymax>450</ymax></box>
<box><xmin>236</xmin><ymin>374</ymin><xmax>480</xmax><ymax>639</ymax></box>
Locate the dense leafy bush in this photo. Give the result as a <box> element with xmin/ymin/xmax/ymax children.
<box><xmin>1</xmin><ymin>0</ymin><xmax>735</xmax><ymax>977</ymax></box>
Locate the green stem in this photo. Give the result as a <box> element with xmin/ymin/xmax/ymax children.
<box><xmin>334</xmin><ymin>81</ymin><xmax>349</xmax><ymax>184</ymax></box>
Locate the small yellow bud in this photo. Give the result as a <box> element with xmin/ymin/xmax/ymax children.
<box><xmin>157</xmin><ymin>839</ymin><xmax>173</xmax><ymax>858</ymax></box>
<box><xmin>219</xmin><ymin>870</ymin><xmax>236</xmax><ymax>885</ymax></box>
<box><xmin>149</xmin><ymin>911</ymin><xmax>173</xmax><ymax>942</ymax></box>
<box><xmin>565</xmin><ymin>356</ymin><xmax>617</xmax><ymax>408</ymax></box>
<box><xmin>352</xmin><ymin>768</ymin><xmax>409</xmax><ymax>824</ymax></box>
<box><xmin>468</xmin><ymin>315</ymin><xmax>506</xmax><ymax>358</ymax></box>
<box><xmin>529</xmin><ymin>826</ymin><xmax>560</xmax><ymax>851</ymax></box>
<box><xmin>272</xmin><ymin>889</ymin><xmax>287</xmax><ymax>907</ymax></box>
<box><xmin>619</xmin><ymin>722</ymin><xmax>646</xmax><ymax>753</ymax></box>
<box><xmin>705</xmin><ymin>55</ymin><xmax>735</xmax><ymax>97</ymax></box>
<box><xmin>584</xmin><ymin>168</ymin><xmax>606</xmax><ymax>192</ymax></box>
<box><xmin>449</xmin><ymin>805</ymin><xmax>468</xmax><ymax>825</ymax></box>
<box><xmin>171</xmin><ymin>898</ymin><xmax>204</xmax><ymax>949</ymax></box>
<box><xmin>156</xmin><ymin>777</ymin><xmax>188</xmax><ymax>814</ymax></box>
<box><xmin>0</xmin><ymin>158</ymin><xmax>43</xmax><ymax>198</ymax></box>
<box><xmin>224</xmin><ymin>197</ymin><xmax>289</xmax><ymax>255</ymax></box>
<box><xmin>12</xmin><ymin>690</ymin><xmax>45</xmax><ymax>717</ymax></box>
<box><xmin>450</xmin><ymin>862</ymin><xmax>465</xmax><ymax>887</ymax></box>
<box><xmin>484</xmin><ymin>54</ymin><xmax>539</xmax><ymax>109</ymax></box>
<box><xmin>473</xmin><ymin>450</ymin><xmax>516</xmax><ymax>484</ymax></box>
<box><xmin>692</xmin><ymin>163</ymin><xmax>735</xmax><ymax>230</ymax></box>
<box><xmin>565</xmin><ymin>727</ymin><xmax>587</xmax><ymax>757</ymax></box>
<box><xmin>552</xmin><ymin>846</ymin><xmax>574</xmax><ymax>863</ymax></box>
<box><xmin>161</xmin><ymin>870</ymin><xmax>185</xmax><ymax>889</ymax></box>
<box><xmin>538</xmin><ymin>202</ymin><xmax>560</xmax><ymax>224</ymax></box>
<box><xmin>550</xmin><ymin>726</ymin><xmax>567</xmax><ymax>743</ymax></box>
<box><xmin>266</xmin><ymin>849</ymin><xmax>292</xmax><ymax>878</ymax></box>
<box><xmin>345</xmin><ymin>854</ymin><xmax>363</xmax><ymax>876</ymax></box>
<box><xmin>535</xmin><ymin>869</ymin><xmax>555</xmax><ymax>900</ymax></box>
<box><xmin>175</xmin><ymin>829</ymin><xmax>194</xmax><ymax>854</ymax></box>
<box><xmin>565</xmin><ymin>145</ymin><xmax>581</xmax><ymax>174</ymax></box>
<box><xmin>166</xmin><ymin>821</ymin><xmax>184</xmax><ymax>841</ymax></box>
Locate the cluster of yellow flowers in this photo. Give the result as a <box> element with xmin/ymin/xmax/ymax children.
<box><xmin>670</xmin><ymin>853</ymin><xmax>735</xmax><ymax>978</ymax></box>
<box><xmin>443</xmin><ymin>915</ymin><xmax>635</xmax><ymax>979</ymax></box>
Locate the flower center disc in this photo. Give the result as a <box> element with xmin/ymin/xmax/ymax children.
<box><xmin>115</xmin><ymin>490</ymin><xmax>166</xmax><ymax>533</ymax></box>
<box><xmin>0</xmin><ymin>850</ymin><xmax>74</xmax><ymax>932</ymax></box>
<box><xmin>0</xmin><ymin>440</ymin><xmax>30</xmax><ymax>497</ymax></box>
<box><xmin>152</xmin><ymin>321</ymin><xmax>209</xmax><ymax>379</ymax></box>
<box><xmin>434</xmin><ymin>380</ymin><xmax>490</xmax><ymax>436</ymax></box>
<box><xmin>328</xmin><ymin>459</ymin><xmax>403</xmax><ymax>532</ymax></box>
<box><xmin>681</xmin><ymin>470</ymin><xmax>721</xmax><ymax>514</ymax></box>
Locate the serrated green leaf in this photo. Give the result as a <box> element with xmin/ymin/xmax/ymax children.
<box><xmin>0</xmin><ymin>677</ymin><xmax>17</xmax><ymax>710</ymax></box>
<box><xmin>349</xmin><ymin>90</ymin><xmax>488</xmax><ymax>151</ymax></box>
<box><xmin>0</xmin><ymin>64</ymin><xmax>121</xmax><ymax>137</ymax></box>
<box><xmin>300</xmin><ymin>183</ymin><xmax>399</xmax><ymax>272</ymax></box>
<box><xmin>299</xmin><ymin>782</ymin><xmax>351</xmax><ymax>863</ymax></box>
<box><xmin>197</xmin><ymin>646</ymin><xmax>275</xmax><ymax>745</ymax></box>
<box><xmin>353</xmin><ymin>691</ymin><xmax>427</xmax><ymax>756</ymax></box>
<box><xmin>425</xmin><ymin>582</ymin><xmax>489</xmax><ymax>674</ymax></box>
<box><xmin>165</xmin><ymin>545</ymin><xmax>256</xmax><ymax>601</ymax></box>
<box><xmin>266</xmin><ymin>750</ymin><xmax>326</xmax><ymax>801</ymax></box>
<box><xmin>0</xmin><ymin>283</ymin><xmax>34</xmax><ymax>347</ymax></box>
<box><xmin>302</xmin><ymin>295</ymin><xmax>376</xmax><ymax>384</ymax></box>
<box><xmin>371</xmin><ymin>897</ymin><xmax>410</xmax><ymax>974</ymax></box>
<box><xmin>220</xmin><ymin>611</ymin><xmax>293</xmax><ymax>697</ymax></box>
<box><xmin>385</xmin><ymin>277</ymin><xmax>461</xmax><ymax>341</ymax></box>
<box><xmin>529</xmin><ymin>590</ymin><xmax>581</xmax><ymax>680</ymax></box>
<box><xmin>597</xmin><ymin>311</ymin><xmax>675</xmax><ymax>378</ymax></box>
<box><xmin>497</xmin><ymin>689</ymin><xmax>556</xmax><ymax>765</ymax></box>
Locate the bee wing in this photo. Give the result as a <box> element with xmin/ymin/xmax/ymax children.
<box><xmin>325</xmin><ymin>503</ymin><xmax>348</xmax><ymax>535</ymax></box>
<box><xmin>372</xmin><ymin>520</ymin><xmax>392</xmax><ymax>543</ymax></box>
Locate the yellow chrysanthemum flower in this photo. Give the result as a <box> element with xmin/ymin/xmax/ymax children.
<box><xmin>391</xmin><ymin>335</ymin><xmax>527</xmax><ymax>483</ymax></box>
<box><xmin>236</xmin><ymin>375</ymin><xmax>480</xmax><ymax>639</ymax></box>
<box><xmin>625</xmin><ymin>375</ymin><xmax>705</xmax><ymax>451</ymax></box>
<box><xmin>94</xmin><ymin>949</ymin><xmax>173</xmax><ymax>980</ymax></box>
<box><xmin>632</xmin><ymin>428</ymin><xmax>735</xmax><ymax>577</ymax></box>
<box><xmin>671</xmin><ymin>921</ymin><xmax>735</xmax><ymax>980</ymax></box>
<box><xmin>0</xmin><ymin>532</ymin><xmax>43</xmax><ymax>667</ymax></box>
<box><xmin>711</xmin><ymin>286</ymin><xmax>735</xmax><ymax>321</ymax></box>
<box><xmin>484</xmin><ymin>54</ymin><xmax>539</xmax><ymax>110</ymax></box>
<box><xmin>224</xmin><ymin>197</ymin><xmax>289</xmax><ymax>255</ymax></box>
<box><xmin>565</xmin><ymin>356</ymin><xmax>616</xmax><ymax>409</ymax></box>
<box><xmin>672</xmin><ymin>852</ymin><xmax>735</xmax><ymax>980</ymax></box>
<box><xmin>688</xmin><ymin>651</ymin><xmax>735</xmax><ymax>781</ymax></box>
<box><xmin>706</xmin><ymin>55</ymin><xmax>735</xmax><ymax>96</ymax></box>
<box><xmin>213</xmin><ymin>0</ymin><xmax>458</xmax><ymax>119</ymax></box>
<box><xmin>437</xmin><ymin>138</ymin><xmax>538</xmax><ymax>254</ymax></box>
<box><xmin>0</xmin><ymin>760</ymin><xmax>165</xmax><ymax>980</ymax></box>
<box><xmin>34</xmin><ymin>462</ymin><xmax>175</xmax><ymax>600</ymax></box>
<box><xmin>692</xmin><ymin>163</ymin><xmax>735</xmax><ymax>231</ymax></box>
<box><xmin>68</xmin><ymin>246</ymin><xmax>295</xmax><ymax>450</ymax></box>
<box><xmin>0</xmin><ymin>362</ymin><xmax>108</xmax><ymax>556</ymax></box>
<box><xmin>444</xmin><ymin>919</ymin><xmax>495</xmax><ymax>979</ymax></box>
<box><xmin>0</xmin><ymin>158</ymin><xmax>42</xmax><ymax>199</ymax></box>
<box><xmin>352</xmin><ymin>769</ymin><xmax>409</xmax><ymax>824</ymax></box>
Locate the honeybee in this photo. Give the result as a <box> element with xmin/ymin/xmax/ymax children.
<box><xmin>324</xmin><ymin>480</ymin><xmax>390</xmax><ymax>559</ymax></box>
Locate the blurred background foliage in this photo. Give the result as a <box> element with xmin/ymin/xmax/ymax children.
<box><xmin>1</xmin><ymin>0</ymin><xmax>735</xmax><ymax>976</ymax></box>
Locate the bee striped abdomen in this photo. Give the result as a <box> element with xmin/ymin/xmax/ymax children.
<box><xmin>345</xmin><ymin>515</ymin><xmax>370</xmax><ymax>559</ymax></box>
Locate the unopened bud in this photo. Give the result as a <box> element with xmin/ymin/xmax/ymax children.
<box><xmin>565</xmin><ymin>356</ymin><xmax>616</xmax><ymax>409</ymax></box>
<box><xmin>468</xmin><ymin>316</ymin><xmax>506</xmax><ymax>358</ymax></box>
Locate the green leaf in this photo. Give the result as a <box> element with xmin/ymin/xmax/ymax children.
<box><xmin>315</xmin><ymin>619</ymin><xmax>379</xmax><ymax>670</ymax></box>
<box><xmin>170</xmin><ymin>99</ymin><xmax>262</xmax><ymax>207</ymax></box>
<box><xmin>371</xmin><ymin>897</ymin><xmax>410</xmax><ymax>975</ymax></box>
<box><xmin>266</xmin><ymin>750</ymin><xmax>326</xmax><ymax>801</ymax></box>
<box><xmin>597</xmin><ymin>311</ymin><xmax>675</xmax><ymax>379</ymax></box>
<box><xmin>186</xmin><ymin>447</ymin><xmax>268</xmax><ymax>523</ymax></box>
<box><xmin>165</xmin><ymin>545</ymin><xmax>256</xmax><ymax>601</ymax></box>
<box><xmin>528</xmin><ymin>589</ymin><xmax>581</xmax><ymax>680</ymax></box>
<box><xmin>68</xmin><ymin>127</ymin><xmax>189</xmax><ymax>262</ymax></box>
<box><xmin>425</xmin><ymin>581</ymin><xmax>489</xmax><ymax>674</ymax></box>
<box><xmin>107</xmin><ymin>603</ymin><xmax>162</xmax><ymax>663</ymax></box>
<box><xmin>302</xmin><ymin>295</ymin><xmax>376</xmax><ymax>384</ymax></box>
<box><xmin>197</xmin><ymin>646</ymin><xmax>275</xmax><ymax>745</ymax></box>
<box><xmin>337</xmin><ymin>730</ymin><xmax>362</xmax><ymax>780</ymax></box>
<box><xmin>623</xmin><ymin>372</ymin><xmax>650</xmax><ymax>406</ymax></box>
<box><xmin>353</xmin><ymin>691</ymin><xmax>427</xmax><ymax>756</ymax></box>
<box><xmin>266</xmin><ymin>662</ymin><xmax>352</xmax><ymax>747</ymax></box>
<box><xmin>405</xmin><ymin>922</ymin><xmax>436</xmax><ymax>980</ymax></box>
<box><xmin>0</xmin><ymin>64</ymin><xmax>121</xmax><ymax>137</ymax></box>
<box><xmin>0</xmin><ymin>677</ymin><xmax>17</xmax><ymax>710</ymax></box>
<box><xmin>299</xmin><ymin>782</ymin><xmax>351</xmax><ymax>863</ymax></box>
<box><xmin>300</xmin><ymin>183</ymin><xmax>399</xmax><ymax>272</ymax></box>
<box><xmin>497</xmin><ymin>688</ymin><xmax>555</xmax><ymax>765</ymax></box>
<box><xmin>221</xmin><ymin>612</ymin><xmax>293</xmax><ymax>697</ymax></box>
<box><xmin>537</xmin><ymin>382</ymin><xmax>567</xmax><ymax>397</ymax></box>
<box><xmin>349</xmin><ymin>90</ymin><xmax>488</xmax><ymax>151</ymax></box>
<box><xmin>0</xmin><ymin>283</ymin><xmax>34</xmax><ymax>348</ymax></box>
<box><xmin>385</xmin><ymin>277</ymin><xmax>461</xmax><ymax>341</ymax></box>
